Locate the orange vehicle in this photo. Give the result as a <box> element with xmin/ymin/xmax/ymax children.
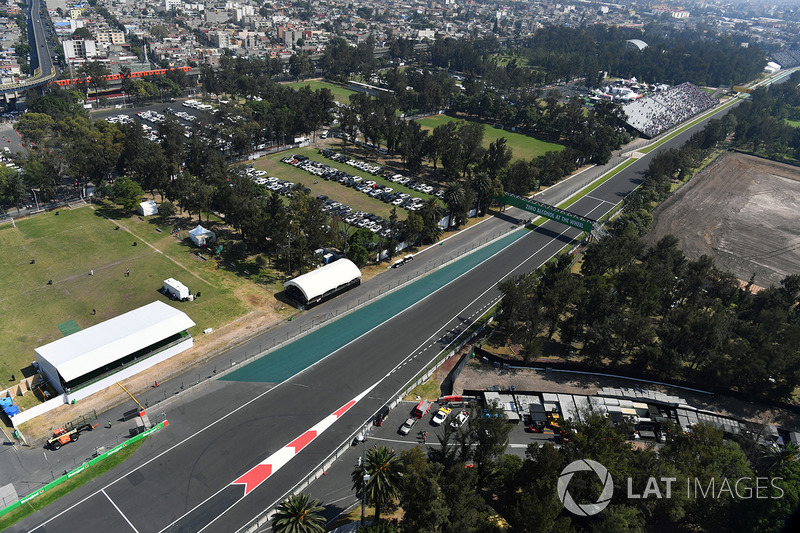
<box><xmin>47</xmin><ymin>423</ymin><xmax>97</xmax><ymax>450</ymax></box>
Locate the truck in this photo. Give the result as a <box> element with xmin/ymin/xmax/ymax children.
<box><xmin>412</xmin><ymin>400</ymin><xmax>432</xmax><ymax>418</ymax></box>
<box><xmin>47</xmin><ymin>423</ymin><xmax>98</xmax><ymax>450</ymax></box>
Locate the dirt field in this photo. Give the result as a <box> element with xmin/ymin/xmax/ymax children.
<box><xmin>648</xmin><ymin>152</ymin><xmax>800</xmax><ymax>288</ymax></box>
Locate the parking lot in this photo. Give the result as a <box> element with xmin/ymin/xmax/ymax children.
<box><xmin>92</xmin><ymin>101</ymin><xmax>451</xmax><ymax>247</ymax></box>
<box><xmin>364</xmin><ymin>399</ymin><xmax>558</xmax><ymax>456</ymax></box>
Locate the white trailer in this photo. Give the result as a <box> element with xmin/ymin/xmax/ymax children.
<box><xmin>163</xmin><ymin>278</ymin><xmax>189</xmax><ymax>300</ymax></box>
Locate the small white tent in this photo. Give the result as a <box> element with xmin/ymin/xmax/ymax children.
<box><xmin>189</xmin><ymin>225</ymin><xmax>216</xmax><ymax>247</ymax></box>
<box><xmin>137</xmin><ymin>200</ymin><xmax>158</xmax><ymax>216</ymax></box>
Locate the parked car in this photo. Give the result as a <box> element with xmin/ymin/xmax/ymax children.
<box><xmin>432</xmin><ymin>407</ymin><xmax>452</xmax><ymax>426</ymax></box>
<box><xmin>399</xmin><ymin>417</ymin><xmax>416</xmax><ymax>436</ymax></box>
<box><xmin>451</xmin><ymin>410</ymin><xmax>469</xmax><ymax>428</ymax></box>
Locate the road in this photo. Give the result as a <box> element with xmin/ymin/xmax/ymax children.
<box><xmin>24</xmin><ymin>0</ymin><xmax>53</xmax><ymax>85</ymax></box>
<box><xmin>12</xmin><ymin>96</ymin><xmax>743</xmax><ymax>533</ymax></box>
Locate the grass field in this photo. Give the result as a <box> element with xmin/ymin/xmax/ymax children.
<box><xmin>415</xmin><ymin>115</ymin><xmax>564</xmax><ymax>161</ymax></box>
<box><xmin>786</xmin><ymin>119</ymin><xmax>800</xmax><ymax>128</ymax></box>
<box><xmin>252</xmin><ymin>146</ymin><xmax>439</xmax><ymax>220</ymax></box>
<box><xmin>282</xmin><ymin>80</ymin><xmax>357</xmax><ymax>104</ymax></box>
<box><xmin>0</xmin><ymin>206</ymin><xmax>274</xmax><ymax>382</ymax></box>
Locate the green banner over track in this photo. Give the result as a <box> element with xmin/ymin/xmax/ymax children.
<box><xmin>497</xmin><ymin>194</ymin><xmax>594</xmax><ymax>233</ymax></box>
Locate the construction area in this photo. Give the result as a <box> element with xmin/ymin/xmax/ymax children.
<box><xmin>648</xmin><ymin>152</ymin><xmax>800</xmax><ymax>289</ymax></box>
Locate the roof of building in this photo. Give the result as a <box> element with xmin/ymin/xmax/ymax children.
<box><xmin>284</xmin><ymin>258</ymin><xmax>361</xmax><ymax>302</ymax></box>
<box><xmin>35</xmin><ymin>301</ymin><xmax>195</xmax><ymax>382</ymax></box>
<box><xmin>626</xmin><ymin>39</ymin><xmax>649</xmax><ymax>50</ymax></box>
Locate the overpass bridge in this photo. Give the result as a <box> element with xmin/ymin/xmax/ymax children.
<box><xmin>1</xmin><ymin>0</ymin><xmax>56</xmax><ymax>102</ymax></box>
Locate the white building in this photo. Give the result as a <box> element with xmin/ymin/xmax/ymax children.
<box><xmin>34</xmin><ymin>301</ymin><xmax>196</xmax><ymax>403</ymax></box>
<box><xmin>63</xmin><ymin>39</ymin><xmax>97</xmax><ymax>61</ymax></box>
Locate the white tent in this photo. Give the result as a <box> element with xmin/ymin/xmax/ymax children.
<box><xmin>35</xmin><ymin>301</ymin><xmax>195</xmax><ymax>394</ymax></box>
<box><xmin>137</xmin><ymin>200</ymin><xmax>158</xmax><ymax>216</ymax></box>
<box><xmin>189</xmin><ymin>225</ymin><xmax>216</xmax><ymax>247</ymax></box>
<box><xmin>284</xmin><ymin>259</ymin><xmax>361</xmax><ymax>305</ymax></box>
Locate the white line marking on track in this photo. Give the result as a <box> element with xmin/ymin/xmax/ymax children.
<box><xmin>585</xmin><ymin>194</ymin><xmax>615</xmax><ymax>206</ymax></box>
<box><xmin>102</xmin><ymin>490</ymin><xmax>140</xmax><ymax>533</ymax></box>
<box><xmin>38</xmin><ymin>196</ymin><xmax>585</xmax><ymax>533</ymax></box>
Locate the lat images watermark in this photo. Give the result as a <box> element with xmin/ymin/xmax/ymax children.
<box><xmin>558</xmin><ymin>460</ymin><xmax>784</xmax><ymax>516</ymax></box>
<box><xmin>557</xmin><ymin>459</ymin><xmax>614</xmax><ymax>516</ymax></box>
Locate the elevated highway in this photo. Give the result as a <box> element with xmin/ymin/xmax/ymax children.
<box><xmin>0</xmin><ymin>0</ymin><xmax>56</xmax><ymax>100</ymax></box>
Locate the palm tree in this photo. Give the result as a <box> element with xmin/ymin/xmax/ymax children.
<box><xmin>271</xmin><ymin>492</ymin><xmax>326</xmax><ymax>533</ymax></box>
<box><xmin>419</xmin><ymin>198</ymin><xmax>444</xmax><ymax>244</ymax></box>
<box><xmin>760</xmin><ymin>442</ymin><xmax>799</xmax><ymax>473</ymax></box>
<box><xmin>352</xmin><ymin>446</ymin><xmax>403</xmax><ymax>523</ymax></box>
<box><xmin>470</xmin><ymin>172</ymin><xmax>493</xmax><ymax>217</ymax></box>
<box><xmin>443</xmin><ymin>182</ymin><xmax>465</xmax><ymax>229</ymax></box>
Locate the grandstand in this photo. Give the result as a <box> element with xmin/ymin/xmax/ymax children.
<box><xmin>621</xmin><ymin>82</ymin><xmax>718</xmax><ymax>138</ymax></box>
<box><xmin>771</xmin><ymin>51</ymin><xmax>800</xmax><ymax>69</ymax></box>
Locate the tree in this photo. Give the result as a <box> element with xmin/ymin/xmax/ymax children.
<box><xmin>289</xmin><ymin>51</ymin><xmax>313</xmax><ymax>81</ymax></box>
<box><xmin>399</xmin><ymin>448</ymin><xmax>447</xmax><ymax>532</ymax></box>
<box><xmin>78</xmin><ymin>60</ymin><xmax>111</xmax><ymax>99</ymax></box>
<box><xmin>14</xmin><ymin>113</ymin><xmax>55</xmax><ymax>146</ymax></box>
<box><xmin>110</xmin><ymin>177</ymin><xmax>144</xmax><ymax>212</ymax></box>
<box><xmin>352</xmin><ymin>446</ymin><xmax>404</xmax><ymax>523</ymax></box>
<box><xmin>465</xmin><ymin>403</ymin><xmax>513</xmax><ymax>489</ymax></box>
<box><xmin>149</xmin><ymin>25</ymin><xmax>169</xmax><ymax>41</ymax></box>
<box><xmin>72</xmin><ymin>27</ymin><xmax>91</xmax><ymax>40</ymax></box>
<box><xmin>271</xmin><ymin>492</ymin><xmax>326</xmax><ymax>533</ymax></box>
<box><xmin>442</xmin><ymin>182</ymin><xmax>466</xmax><ymax>229</ymax></box>
<box><xmin>347</xmin><ymin>228</ymin><xmax>374</xmax><ymax>267</ymax></box>
<box><xmin>419</xmin><ymin>199</ymin><xmax>444</xmax><ymax>244</ymax></box>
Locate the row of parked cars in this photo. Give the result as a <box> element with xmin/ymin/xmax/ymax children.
<box><xmin>399</xmin><ymin>400</ymin><xmax>470</xmax><ymax>436</ymax></box>
<box><xmin>321</xmin><ymin>149</ymin><xmax>383</xmax><ymax>175</ymax></box>
<box><xmin>164</xmin><ymin>107</ymin><xmax>197</xmax><ymax>123</ymax></box>
<box><xmin>244</xmin><ymin>166</ymin><xmax>394</xmax><ymax>238</ymax></box>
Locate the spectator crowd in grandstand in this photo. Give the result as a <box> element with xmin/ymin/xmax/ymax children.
<box><xmin>771</xmin><ymin>51</ymin><xmax>800</xmax><ymax>69</ymax></box>
<box><xmin>622</xmin><ymin>82</ymin><xmax>718</xmax><ymax>138</ymax></box>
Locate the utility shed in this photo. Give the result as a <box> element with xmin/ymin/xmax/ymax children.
<box><xmin>35</xmin><ymin>301</ymin><xmax>195</xmax><ymax>402</ymax></box>
<box><xmin>284</xmin><ymin>259</ymin><xmax>361</xmax><ymax>308</ymax></box>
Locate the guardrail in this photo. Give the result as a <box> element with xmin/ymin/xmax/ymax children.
<box><xmin>0</xmin><ymin>419</ymin><xmax>168</xmax><ymax>519</ymax></box>
<box><xmin>0</xmin><ymin>67</ymin><xmax>56</xmax><ymax>92</ymax></box>
<box><xmin>237</xmin><ymin>310</ymin><xmax>498</xmax><ymax>532</ymax></box>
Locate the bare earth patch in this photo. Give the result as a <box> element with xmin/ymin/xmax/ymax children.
<box><xmin>647</xmin><ymin>152</ymin><xmax>800</xmax><ymax>288</ymax></box>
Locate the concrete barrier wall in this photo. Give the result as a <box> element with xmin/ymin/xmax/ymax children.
<box><xmin>10</xmin><ymin>395</ymin><xmax>68</xmax><ymax>427</ymax></box>
<box><xmin>67</xmin><ymin>338</ymin><xmax>194</xmax><ymax>402</ymax></box>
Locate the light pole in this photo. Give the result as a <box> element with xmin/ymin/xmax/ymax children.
<box><xmin>359</xmin><ymin>426</ymin><xmax>371</xmax><ymax>526</ymax></box>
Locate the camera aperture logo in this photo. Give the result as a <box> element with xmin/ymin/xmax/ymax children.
<box><xmin>558</xmin><ymin>459</ymin><xmax>614</xmax><ymax>516</ymax></box>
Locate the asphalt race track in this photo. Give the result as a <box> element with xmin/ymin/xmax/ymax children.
<box><xmin>16</xmin><ymin>103</ymin><xmax>734</xmax><ymax>533</ymax></box>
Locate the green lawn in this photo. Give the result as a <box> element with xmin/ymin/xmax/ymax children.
<box><xmin>0</xmin><ymin>206</ymin><xmax>258</xmax><ymax>381</ymax></box>
<box><xmin>253</xmin><ymin>147</ymin><xmax>440</xmax><ymax>220</ymax></box>
<box><xmin>415</xmin><ymin>115</ymin><xmax>564</xmax><ymax>161</ymax></box>
<box><xmin>282</xmin><ymin>80</ymin><xmax>357</xmax><ymax>104</ymax></box>
<box><xmin>786</xmin><ymin>119</ymin><xmax>800</xmax><ymax>128</ymax></box>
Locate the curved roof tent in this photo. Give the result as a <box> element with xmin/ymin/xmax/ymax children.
<box><xmin>284</xmin><ymin>259</ymin><xmax>361</xmax><ymax>303</ymax></box>
<box><xmin>625</xmin><ymin>39</ymin><xmax>649</xmax><ymax>51</ymax></box>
